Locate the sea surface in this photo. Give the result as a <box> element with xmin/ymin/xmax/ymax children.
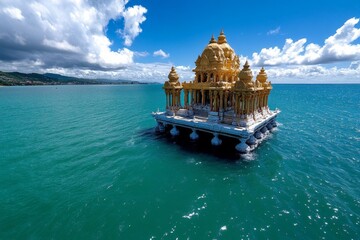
<box><xmin>0</xmin><ymin>84</ymin><xmax>359</xmax><ymax>239</ymax></box>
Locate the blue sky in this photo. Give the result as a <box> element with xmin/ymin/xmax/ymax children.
<box><xmin>0</xmin><ymin>0</ymin><xmax>360</xmax><ymax>83</ymax></box>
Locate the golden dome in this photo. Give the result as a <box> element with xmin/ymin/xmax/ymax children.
<box><xmin>201</xmin><ymin>36</ymin><xmax>224</xmax><ymax>63</ymax></box>
<box><xmin>256</xmin><ymin>67</ymin><xmax>267</xmax><ymax>83</ymax></box>
<box><xmin>239</xmin><ymin>61</ymin><xmax>253</xmax><ymax>82</ymax></box>
<box><xmin>195</xmin><ymin>31</ymin><xmax>240</xmax><ymax>72</ymax></box>
<box><xmin>217</xmin><ymin>30</ymin><xmax>235</xmax><ymax>60</ymax></box>
<box><xmin>217</xmin><ymin>30</ymin><xmax>227</xmax><ymax>44</ymax></box>
<box><xmin>168</xmin><ymin>66</ymin><xmax>179</xmax><ymax>82</ymax></box>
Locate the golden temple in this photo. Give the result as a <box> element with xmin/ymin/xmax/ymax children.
<box><xmin>153</xmin><ymin>31</ymin><xmax>280</xmax><ymax>153</ymax></box>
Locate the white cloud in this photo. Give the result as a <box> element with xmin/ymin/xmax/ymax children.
<box><xmin>134</xmin><ymin>51</ymin><xmax>149</xmax><ymax>57</ymax></box>
<box><xmin>176</xmin><ymin>65</ymin><xmax>190</xmax><ymax>71</ymax></box>
<box><xmin>252</xmin><ymin>17</ymin><xmax>360</xmax><ymax>66</ymax></box>
<box><xmin>153</xmin><ymin>49</ymin><xmax>170</xmax><ymax>58</ymax></box>
<box><xmin>120</xmin><ymin>5</ymin><xmax>147</xmax><ymax>46</ymax></box>
<box><xmin>3</xmin><ymin>7</ymin><xmax>24</xmax><ymax>21</ymax></box>
<box><xmin>267</xmin><ymin>26</ymin><xmax>280</xmax><ymax>35</ymax></box>
<box><xmin>0</xmin><ymin>0</ymin><xmax>147</xmax><ymax>69</ymax></box>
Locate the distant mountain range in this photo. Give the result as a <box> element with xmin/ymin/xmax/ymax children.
<box><xmin>0</xmin><ymin>71</ymin><xmax>151</xmax><ymax>86</ymax></box>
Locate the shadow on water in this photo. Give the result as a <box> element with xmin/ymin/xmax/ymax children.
<box><xmin>137</xmin><ymin>126</ymin><xmax>261</xmax><ymax>164</ymax></box>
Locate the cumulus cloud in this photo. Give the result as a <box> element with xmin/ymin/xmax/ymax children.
<box><xmin>252</xmin><ymin>17</ymin><xmax>360</xmax><ymax>66</ymax></box>
<box><xmin>153</xmin><ymin>49</ymin><xmax>170</xmax><ymax>58</ymax></box>
<box><xmin>119</xmin><ymin>5</ymin><xmax>147</xmax><ymax>46</ymax></box>
<box><xmin>0</xmin><ymin>0</ymin><xmax>147</xmax><ymax>69</ymax></box>
<box><xmin>3</xmin><ymin>7</ymin><xmax>24</xmax><ymax>21</ymax></box>
<box><xmin>267</xmin><ymin>26</ymin><xmax>280</xmax><ymax>35</ymax></box>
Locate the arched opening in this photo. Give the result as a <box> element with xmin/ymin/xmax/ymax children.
<box><xmin>203</xmin><ymin>73</ymin><xmax>208</xmax><ymax>82</ymax></box>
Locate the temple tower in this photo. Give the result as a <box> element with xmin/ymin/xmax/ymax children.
<box><xmin>163</xmin><ymin>67</ymin><xmax>183</xmax><ymax>113</ymax></box>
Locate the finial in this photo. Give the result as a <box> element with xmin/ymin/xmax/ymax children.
<box><xmin>217</xmin><ymin>29</ymin><xmax>227</xmax><ymax>44</ymax></box>
<box><xmin>244</xmin><ymin>60</ymin><xmax>250</xmax><ymax>68</ymax></box>
<box><xmin>209</xmin><ymin>34</ymin><xmax>216</xmax><ymax>43</ymax></box>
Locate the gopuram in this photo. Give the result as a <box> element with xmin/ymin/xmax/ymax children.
<box><xmin>152</xmin><ymin>31</ymin><xmax>280</xmax><ymax>153</ymax></box>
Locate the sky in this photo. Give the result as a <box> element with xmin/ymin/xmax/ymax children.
<box><xmin>0</xmin><ymin>0</ymin><xmax>360</xmax><ymax>83</ymax></box>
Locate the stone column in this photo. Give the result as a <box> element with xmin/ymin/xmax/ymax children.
<box><xmin>219</xmin><ymin>90</ymin><xmax>224</xmax><ymax>111</ymax></box>
<box><xmin>213</xmin><ymin>91</ymin><xmax>218</xmax><ymax>111</ymax></box>
<box><xmin>201</xmin><ymin>89</ymin><xmax>205</xmax><ymax>105</ymax></box>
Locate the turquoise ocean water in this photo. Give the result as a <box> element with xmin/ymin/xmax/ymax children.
<box><xmin>0</xmin><ymin>84</ymin><xmax>359</xmax><ymax>239</ymax></box>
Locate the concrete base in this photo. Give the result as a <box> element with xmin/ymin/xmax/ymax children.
<box><xmin>152</xmin><ymin>108</ymin><xmax>280</xmax><ymax>153</ymax></box>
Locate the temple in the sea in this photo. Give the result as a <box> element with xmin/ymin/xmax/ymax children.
<box><xmin>153</xmin><ymin>31</ymin><xmax>280</xmax><ymax>153</ymax></box>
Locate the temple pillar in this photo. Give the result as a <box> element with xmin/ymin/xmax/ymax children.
<box><xmin>171</xmin><ymin>90</ymin><xmax>176</xmax><ymax>107</ymax></box>
<box><xmin>241</xmin><ymin>93</ymin><xmax>246</xmax><ymax>114</ymax></box>
<box><xmin>201</xmin><ymin>89</ymin><xmax>205</xmax><ymax>105</ymax></box>
<box><xmin>219</xmin><ymin>90</ymin><xmax>224</xmax><ymax>111</ymax></box>
<box><xmin>213</xmin><ymin>91</ymin><xmax>218</xmax><ymax>111</ymax></box>
<box><xmin>175</xmin><ymin>90</ymin><xmax>179</xmax><ymax>106</ymax></box>
<box><xmin>224</xmin><ymin>91</ymin><xmax>229</xmax><ymax>109</ymax></box>
<box><xmin>246</xmin><ymin>95</ymin><xmax>250</xmax><ymax>115</ymax></box>
<box><xmin>191</xmin><ymin>90</ymin><xmax>194</xmax><ymax>104</ymax></box>
<box><xmin>210</xmin><ymin>90</ymin><xmax>213</xmax><ymax>111</ymax></box>
<box><xmin>184</xmin><ymin>90</ymin><xmax>189</xmax><ymax>107</ymax></box>
<box><xmin>235</xmin><ymin>94</ymin><xmax>239</xmax><ymax>115</ymax></box>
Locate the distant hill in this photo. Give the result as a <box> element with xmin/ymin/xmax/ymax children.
<box><xmin>0</xmin><ymin>71</ymin><xmax>146</xmax><ymax>86</ymax></box>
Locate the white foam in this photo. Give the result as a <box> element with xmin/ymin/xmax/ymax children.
<box><xmin>240</xmin><ymin>152</ymin><xmax>256</xmax><ymax>161</ymax></box>
<box><xmin>182</xmin><ymin>211</ymin><xmax>198</xmax><ymax>219</ymax></box>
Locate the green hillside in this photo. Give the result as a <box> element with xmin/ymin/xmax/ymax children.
<box><xmin>0</xmin><ymin>71</ymin><xmax>142</xmax><ymax>86</ymax></box>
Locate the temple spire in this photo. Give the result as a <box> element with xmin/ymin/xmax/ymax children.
<box><xmin>209</xmin><ymin>34</ymin><xmax>216</xmax><ymax>43</ymax></box>
<box><xmin>217</xmin><ymin>30</ymin><xmax>227</xmax><ymax>44</ymax></box>
<box><xmin>168</xmin><ymin>66</ymin><xmax>179</xmax><ymax>82</ymax></box>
